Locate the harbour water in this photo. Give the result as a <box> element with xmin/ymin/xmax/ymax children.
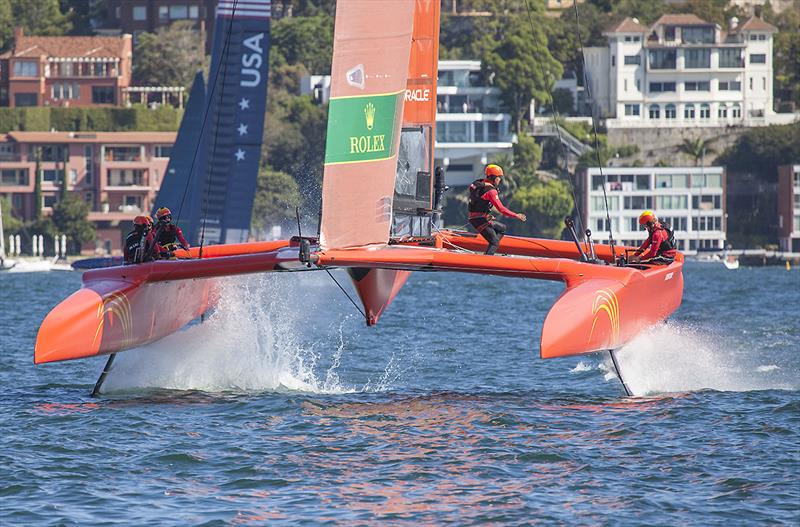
<box><xmin>1</xmin><ymin>263</ymin><xmax>798</xmax><ymax>525</ymax></box>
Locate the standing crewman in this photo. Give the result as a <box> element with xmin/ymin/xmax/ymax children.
<box><xmin>151</xmin><ymin>207</ymin><xmax>190</xmax><ymax>260</ymax></box>
<box><xmin>467</xmin><ymin>164</ymin><xmax>526</xmax><ymax>255</ymax></box>
<box><xmin>123</xmin><ymin>216</ymin><xmax>154</xmax><ymax>265</ymax></box>
<box><xmin>629</xmin><ymin>210</ymin><xmax>677</xmax><ymax>265</ymax></box>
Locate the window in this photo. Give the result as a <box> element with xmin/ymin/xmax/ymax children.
<box><xmin>611</xmin><ymin>55</ymin><xmax>615</xmax><ymax>67</ymax></box>
<box><xmin>718</xmin><ymin>80</ymin><xmax>742</xmax><ymax>91</ymax></box>
<box><xmin>108</xmin><ymin>169</ymin><xmax>145</xmax><ymax>186</ymax></box>
<box><xmin>656</xmin><ymin>174</ymin><xmax>688</xmax><ymax>189</ymax></box>
<box><xmin>13</xmin><ymin>61</ymin><xmax>38</xmax><ymax>77</ymax></box>
<box><xmin>649</xmin><ymin>49</ymin><xmax>676</xmax><ymax>69</ymax></box>
<box><xmin>35</xmin><ymin>145</ymin><xmax>68</xmax><ymax>162</ymax></box>
<box><xmin>684</xmin><ymin>104</ymin><xmax>695</xmax><ymax>119</ymax></box>
<box><xmin>624</xmin><ymin>79</ymin><xmax>628</xmax><ymax>91</ymax></box>
<box><xmin>169</xmin><ymin>5</ymin><xmax>188</xmax><ymax>19</ymax></box>
<box><xmin>682</xmin><ymin>26</ymin><xmax>714</xmax><ymax>44</ymax></box>
<box><xmin>750</xmin><ymin>34</ymin><xmax>758</xmax><ymax>41</ymax></box>
<box><xmin>591</xmin><ymin>195</ymin><xmax>619</xmax><ymax>210</ymax></box>
<box><xmin>624</xmin><ymin>196</ymin><xmax>653</xmax><ymax>209</ymax></box>
<box><xmin>105</xmin><ymin>146</ymin><xmax>141</xmax><ymax>162</ymax></box>
<box><xmin>84</xmin><ymin>145</ymin><xmax>93</xmax><ymax>185</ymax></box>
<box><xmin>749</xmin><ymin>54</ymin><xmax>766</xmax><ymax>64</ymax></box>
<box><xmin>650</xmin><ymin>81</ymin><xmax>677</xmax><ymax>93</ymax></box>
<box><xmin>624</xmin><ymin>55</ymin><xmax>641</xmax><ymax>65</ymax></box>
<box><xmin>685</xmin><ymin>81</ymin><xmax>710</xmax><ymax>91</ymax></box>
<box><xmin>591</xmin><ymin>175</ymin><xmax>604</xmax><ymax>190</ymax></box>
<box><xmin>0</xmin><ymin>169</ymin><xmax>27</xmax><ymax>185</ymax></box>
<box><xmin>123</xmin><ymin>195</ymin><xmax>143</xmax><ymax>212</ymax></box>
<box><xmin>189</xmin><ymin>5</ymin><xmax>199</xmax><ymax>18</ymax></box>
<box><xmin>69</xmin><ymin>169</ymin><xmax>78</xmax><ymax>185</ymax></box>
<box><xmin>732</xmin><ymin>104</ymin><xmax>741</xmax><ymax>118</ymax></box>
<box><xmin>92</xmin><ymin>86</ymin><xmax>116</xmax><ymax>104</ymax></box>
<box><xmin>763</xmin><ymin>77</ymin><xmax>766</xmax><ymax>90</ymax></box>
<box><xmin>624</xmin><ymin>104</ymin><xmax>640</xmax><ymax>116</ymax></box>
<box><xmin>154</xmin><ymin>145</ymin><xmax>172</xmax><ymax>158</ymax></box>
<box><xmin>749</xmin><ymin>77</ymin><xmax>754</xmax><ymax>90</ymax></box>
<box><xmin>692</xmin><ymin>195</ymin><xmax>722</xmax><ymax>210</ymax></box>
<box><xmin>665</xmin><ymin>26</ymin><xmax>676</xmax><ymax>41</ymax></box>
<box><xmin>133</xmin><ymin>6</ymin><xmax>147</xmax><ymax>21</ymax></box>
<box><xmin>718</xmin><ymin>105</ymin><xmax>728</xmax><ymax>118</ymax></box>
<box><xmin>700</xmin><ymin>103</ymin><xmax>710</xmax><ymax>119</ymax></box>
<box><xmin>51</xmin><ymin>82</ymin><xmax>80</xmax><ymax>100</ymax></box>
<box><xmin>649</xmin><ymin>104</ymin><xmax>660</xmax><ymax>119</ymax></box>
<box><xmin>41</xmin><ymin>169</ymin><xmax>64</xmax><ymax>183</ymax></box>
<box><xmin>692</xmin><ymin>216</ymin><xmax>722</xmax><ymax>231</ymax></box>
<box><xmin>665</xmin><ymin>104</ymin><xmax>676</xmax><ymax>119</ymax></box>
<box><xmin>657</xmin><ymin>195</ymin><xmax>688</xmax><ymax>209</ymax></box>
<box><xmin>636</xmin><ymin>174</ymin><xmax>650</xmax><ymax>190</ymax></box>
<box><xmin>793</xmin><ymin>171</ymin><xmax>800</xmax><ymax>188</ymax></box>
<box><xmin>159</xmin><ymin>6</ymin><xmax>168</xmax><ymax>20</ymax></box>
<box><xmin>718</xmin><ymin>48</ymin><xmax>743</xmax><ymax>68</ymax></box>
<box><xmin>43</xmin><ymin>195</ymin><xmax>58</xmax><ymax>208</ymax></box>
<box><xmin>685</xmin><ymin>49</ymin><xmax>711</xmax><ymax>68</ymax></box>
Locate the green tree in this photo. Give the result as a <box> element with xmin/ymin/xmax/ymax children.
<box><xmin>250</xmin><ymin>167</ymin><xmax>301</xmax><ymax>236</ymax></box>
<box><xmin>133</xmin><ymin>21</ymin><xmax>205</xmax><ymax>88</ymax></box>
<box><xmin>272</xmin><ymin>14</ymin><xmax>334</xmax><ymax>74</ymax></box>
<box><xmin>482</xmin><ymin>14</ymin><xmax>563</xmax><ymax>132</ymax></box>
<box><xmin>764</xmin><ymin>1</ymin><xmax>800</xmax><ymax>108</ymax></box>
<box><xmin>50</xmin><ymin>194</ymin><xmax>94</xmax><ymax>254</ymax></box>
<box><xmin>513</xmin><ymin>179</ymin><xmax>573</xmax><ymax>238</ymax></box>
<box><xmin>0</xmin><ymin>0</ymin><xmax>13</xmax><ymax>52</ymax></box>
<box><xmin>0</xmin><ymin>195</ymin><xmax>23</xmax><ymax>234</ymax></box>
<box><xmin>9</xmin><ymin>0</ymin><xmax>70</xmax><ymax>37</ymax></box>
<box><xmin>676</xmin><ymin>137</ymin><xmax>716</xmax><ymax>166</ymax></box>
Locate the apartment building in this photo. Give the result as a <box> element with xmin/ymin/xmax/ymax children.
<box><xmin>98</xmin><ymin>1</ymin><xmax>213</xmax><ymax>49</ymax></box>
<box><xmin>434</xmin><ymin>60</ymin><xmax>514</xmax><ymax>186</ymax></box>
<box><xmin>0</xmin><ymin>131</ymin><xmax>176</xmax><ymax>254</ymax></box>
<box><xmin>0</xmin><ymin>28</ymin><xmax>132</xmax><ymax>108</ymax></box>
<box><xmin>584</xmin><ymin>14</ymin><xmax>795</xmax><ymax>128</ymax></box>
<box><xmin>777</xmin><ymin>164</ymin><xmax>800</xmax><ymax>253</ymax></box>
<box><xmin>580</xmin><ymin>166</ymin><xmax>727</xmax><ymax>253</ymax></box>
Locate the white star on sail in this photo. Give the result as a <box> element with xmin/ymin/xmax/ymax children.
<box><xmin>235</xmin><ymin>149</ymin><xmax>246</xmax><ymax>161</ymax></box>
<box><xmin>238</xmin><ymin>123</ymin><xmax>248</xmax><ymax>136</ymax></box>
<box><xmin>238</xmin><ymin>98</ymin><xmax>250</xmax><ymax>110</ymax></box>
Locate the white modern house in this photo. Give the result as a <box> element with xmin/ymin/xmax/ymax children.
<box><xmin>581</xmin><ymin>166</ymin><xmax>727</xmax><ymax>253</ymax></box>
<box><xmin>435</xmin><ymin>60</ymin><xmax>514</xmax><ymax>186</ymax></box>
<box><xmin>583</xmin><ymin>14</ymin><xmax>796</xmax><ymax>128</ymax></box>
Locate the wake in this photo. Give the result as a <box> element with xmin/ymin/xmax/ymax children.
<box><xmin>600</xmin><ymin>322</ymin><xmax>799</xmax><ymax>396</ymax></box>
<box><xmin>100</xmin><ymin>272</ymin><xmax>398</xmax><ymax>394</ymax></box>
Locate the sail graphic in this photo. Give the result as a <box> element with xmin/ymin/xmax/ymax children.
<box><xmin>319</xmin><ymin>0</ymin><xmax>415</xmax><ymax>250</ymax></box>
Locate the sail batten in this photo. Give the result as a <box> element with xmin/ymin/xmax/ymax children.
<box><xmin>319</xmin><ymin>0</ymin><xmax>415</xmax><ymax>250</ymax></box>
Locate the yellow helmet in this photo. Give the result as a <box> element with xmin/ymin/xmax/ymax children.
<box><xmin>638</xmin><ymin>210</ymin><xmax>657</xmax><ymax>225</ymax></box>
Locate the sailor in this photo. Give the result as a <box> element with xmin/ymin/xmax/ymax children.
<box><xmin>629</xmin><ymin>210</ymin><xmax>677</xmax><ymax>265</ymax></box>
<box><xmin>151</xmin><ymin>207</ymin><xmax>190</xmax><ymax>260</ymax></box>
<box><xmin>467</xmin><ymin>164</ymin><xmax>526</xmax><ymax>255</ymax></box>
<box><xmin>123</xmin><ymin>216</ymin><xmax>153</xmax><ymax>265</ymax></box>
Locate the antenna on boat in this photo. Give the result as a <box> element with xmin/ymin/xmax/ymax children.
<box><xmin>569</xmin><ymin>0</ymin><xmax>618</xmax><ymax>261</ymax></box>
<box><xmin>522</xmin><ymin>0</ymin><xmax>586</xmax><ymax>242</ymax></box>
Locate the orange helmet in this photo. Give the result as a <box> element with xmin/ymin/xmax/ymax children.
<box><xmin>156</xmin><ymin>207</ymin><xmax>172</xmax><ymax>220</ymax></box>
<box><xmin>485</xmin><ymin>164</ymin><xmax>504</xmax><ymax>178</ymax></box>
<box><xmin>638</xmin><ymin>210</ymin><xmax>657</xmax><ymax>225</ymax></box>
<box><xmin>133</xmin><ymin>215</ymin><xmax>150</xmax><ymax>226</ymax></box>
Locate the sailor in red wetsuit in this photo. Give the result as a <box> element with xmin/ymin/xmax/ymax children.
<box><xmin>629</xmin><ymin>210</ymin><xmax>677</xmax><ymax>265</ymax></box>
<box><xmin>468</xmin><ymin>164</ymin><xmax>526</xmax><ymax>255</ymax></box>
<box><xmin>150</xmin><ymin>207</ymin><xmax>190</xmax><ymax>259</ymax></box>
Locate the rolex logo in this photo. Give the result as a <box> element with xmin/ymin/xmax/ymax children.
<box><xmin>364</xmin><ymin>102</ymin><xmax>376</xmax><ymax>130</ymax></box>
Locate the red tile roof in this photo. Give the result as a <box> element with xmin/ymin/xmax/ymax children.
<box><xmin>650</xmin><ymin>14</ymin><xmax>711</xmax><ymax>27</ymax></box>
<box><xmin>11</xmin><ymin>29</ymin><xmax>131</xmax><ymax>59</ymax></box>
<box><xmin>605</xmin><ymin>17</ymin><xmax>648</xmax><ymax>34</ymax></box>
<box><xmin>736</xmin><ymin>16</ymin><xmax>778</xmax><ymax>32</ymax></box>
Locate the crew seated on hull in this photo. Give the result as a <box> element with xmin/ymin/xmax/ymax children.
<box><xmin>149</xmin><ymin>207</ymin><xmax>190</xmax><ymax>260</ymax></box>
<box><xmin>123</xmin><ymin>216</ymin><xmax>154</xmax><ymax>265</ymax></box>
<box><xmin>467</xmin><ymin>164</ymin><xmax>526</xmax><ymax>255</ymax></box>
<box><xmin>629</xmin><ymin>210</ymin><xmax>677</xmax><ymax>265</ymax></box>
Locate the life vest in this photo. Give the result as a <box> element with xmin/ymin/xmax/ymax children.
<box><xmin>468</xmin><ymin>179</ymin><xmax>495</xmax><ymax>215</ymax></box>
<box><xmin>156</xmin><ymin>223</ymin><xmax>179</xmax><ymax>246</ymax></box>
<box><xmin>124</xmin><ymin>229</ymin><xmax>147</xmax><ymax>264</ymax></box>
<box><xmin>649</xmin><ymin>222</ymin><xmax>676</xmax><ymax>255</ymax></box>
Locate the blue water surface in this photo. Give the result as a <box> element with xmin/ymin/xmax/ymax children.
<box><xmin>0</xmin><ymin>262</ymin><xmax>798</xmax><ymax>525</ymax></box>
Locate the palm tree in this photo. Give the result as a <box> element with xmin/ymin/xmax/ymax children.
<box><xmin>676</xmin><ymin>137</ymin><xmax>716</xmax><ymax>166</ymax></box>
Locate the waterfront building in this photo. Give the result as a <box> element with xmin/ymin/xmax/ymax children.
<box><xmin>0</xmin><ymin>28</ymin><xmax>132</xmax><ymax>108</ymax></box>
<box><xmin>0</xmin><ymin>131</ymin><xmax>176</xmax><ymax>254</ymax></box>
<box><xmin>583</xmin><ymin>14</ymin><xmax>796</xmax><ymax>128</ymax></box>
<box><xmin>580</xmin><ymin>166</ymin><xmax>727</xmax><ymax>253</ymax></box>
<box><xmin>777</xmin><ymin>164</ymin><xmax>800</xmax><ymax>253</ymax></box>
<box><xmin>434</xmin><ymin>60</ymin><xmax>514</xmax><ymax>186</ymax></box>
<box><xmin>97</xmin><ymin>0</ymin><xmax>213</xmax><ymax>49</ymax></box>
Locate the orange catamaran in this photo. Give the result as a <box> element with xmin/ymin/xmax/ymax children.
<box><xmin>35</xmin><ymin>0</ymin><xmax>683</xmax><ymax>394</ymax></box>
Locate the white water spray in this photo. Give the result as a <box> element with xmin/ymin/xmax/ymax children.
<box><xmin>101</xmin><ymin>272</ymin><xmax>376</xmax><ymax>394</ymax></box>
<box><xmin>599</xmin><ymin>322</ymin><xmax>798</xmax><ymax>396</ymax></box>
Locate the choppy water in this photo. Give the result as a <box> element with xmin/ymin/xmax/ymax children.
<box><xmin>1</xmin><ymin>262</ymin><xmax>798</xmax><ymax>525</ymax></box>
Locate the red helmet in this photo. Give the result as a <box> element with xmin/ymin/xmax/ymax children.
<box><xmin>156</xmin><ymin>207</ymin><xmax>172</xmax><ymax>220</ymax></box>
<box><xmin>133</xmin><ymin>215</ymin><xmax>150</xmax><ymax>226</ymax></box>
<box><xmin>485</xmin><ymin>164</ymin><xmax>504</xmax><ymax>178</ymax></box>
<box><xmin>638</xmin><ymin>210</ymin><xmax>656</xmax><ymax>225</ymax></box>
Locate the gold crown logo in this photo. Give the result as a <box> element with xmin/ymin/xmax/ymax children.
<box><xmin>364</xmin><ymin>102</ymin><xmax>376</xmax><ymax>130</ymax></box>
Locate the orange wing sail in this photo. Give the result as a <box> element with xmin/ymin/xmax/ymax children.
<box><xmin>319</xmin><ymin>0</ymin><xmax>415</xmax><ymax>250</ymax></box>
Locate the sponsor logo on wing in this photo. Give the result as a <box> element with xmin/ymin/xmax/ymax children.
<box><xmin>405</xmin><ymin>88</ymin><xmax>430</xmax><ymax>102</ymax></box>
<box><xmin>346</xmin><ymin>64</ymin><xmax>365</xmax><ymax>90</ymax></box>
<box><xmin>217</xmin><ymin>0</ymin><xmax>271</xmax><ymax>19</ymax></box>
<box><xmin>588</xmin><ymin>288</ymin><xmax>620</xmax><ymax>345</ymax></box>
